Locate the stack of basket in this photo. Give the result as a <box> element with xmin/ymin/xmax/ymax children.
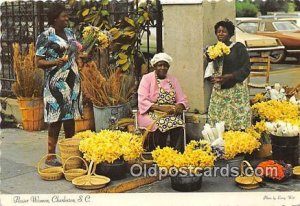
<box><xmin>58</xmin><ymin>138</ymin><xmax>82</xmax><ymax>170</ymax></box>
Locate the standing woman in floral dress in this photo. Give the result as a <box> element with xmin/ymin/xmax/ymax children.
<box><xmin>206</xmin><ymin>20</ymin><xmax>251</xmax><ymax>131</ymax></box>
<box><xmin>35</xmin><ymin>3</ymin><xmax>82</xmax><ymax>166</ymax></box>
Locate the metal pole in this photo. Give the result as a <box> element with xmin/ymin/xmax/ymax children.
<box><xmin>156</xmin><ymin>0</ymin><xmax>163</xmax><ymax>53</ymax></box>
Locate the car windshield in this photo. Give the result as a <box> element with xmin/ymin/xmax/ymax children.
<box><xmin>273</xmin><ymin>21</ymin><xmax>300</xmax><ymax>31</ymax></box>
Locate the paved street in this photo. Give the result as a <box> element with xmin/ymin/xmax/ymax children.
<box><xmin>249</xmin><ymin>58</ymin><xmax>299</xmax><ymax>95</ymax></box>
<box><xmin>0</xmin><ymin>128</ymin><xmax>299</xmax><ymax>194</ymax></box>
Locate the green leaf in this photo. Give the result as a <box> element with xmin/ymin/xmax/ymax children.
<box><xmin>143</xmin><ymin>12</ymin><xmax>149</xmax><ymax>21</ymax></box>
<box><xmin>125</xmin><ymin>17</ymin><xmax>135</xmax><ymax>27</ymax></box>
<box><xmin>84</xmin><ymin>14</ymin><xmax>97</xmax><ymax>22</ymax></box>
<box><xmin>118</xmin><ymin>53</ymin><xmax>128</xmax><ymax>59</ymax></box>
<box><xmin>122</xmin><ymin>62</ymin><xmax>130</xmax><ymax>71</ymax></box>
<box><xmin>101</xmin><ymin>10</ymin><xmax>109</xmax><ymax>16</ymax></box>
<box><xmin>121</xmin><ymin>44</ymin><xmax>131</xmax><ymax>50</ymax></box>
<box><xmin>124</xmin><ymin>31</ymin><xmax>135</xmax><ymax>38</ymax></box>
<box><xmin>93</xmin><ymin>15</ymin><xmax>101</xmax><ymax>27</ymax></box>
<box><xmin>117</xmin><ymin>58</ymin><xmax>128</xmax><ymax>65</ymax></box>
<box><xmin>82</xmin><ymin>9</ymin><xmax>90</xmax><ymax>17</ymax></box>
<box><xmin>138</xmin><ymin>16</ymin><xmax>145</xmax><ymax>24</ymax></box>
<box><xmin>102</xmin><ymin>0</ymin><xmax>109</xmax><ymax>6</ymax></box>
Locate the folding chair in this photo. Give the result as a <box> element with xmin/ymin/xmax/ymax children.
<box><xmin>247</xmin><ymin>56</ymin><xmax>271</xmax><ymax>93</ymax></box>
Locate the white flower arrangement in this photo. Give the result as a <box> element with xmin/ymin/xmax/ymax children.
<box><xmin>265</xmin><ymin>121</ymin><xmax>300</xmax><ymax>137</ymax></box>
<box><xmin>265</xmin><ymin>83</ymin><xmax>286</xmax><ymax>101</ymax></box>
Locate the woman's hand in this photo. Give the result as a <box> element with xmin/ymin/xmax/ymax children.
<box><xmin>160</xmin><ymin>105</ymin><xmax>175</xmax><ymax>115</ymax></box>
<box><xmin>174</xmin><ymin>104</ymin><xmax>185</xmax><ymax>115</ymax></box>
<box><xmin>56</xmin><ymin>57</ymin><xmax>68</xmax><ymax>67</ymax></box>
<box><xmin>210</xmin><ymin>74</ymin><xmax>233</xmax><ymax>85</ymax></box>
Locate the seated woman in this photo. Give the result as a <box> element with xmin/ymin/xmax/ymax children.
<box><xmin>137</xmin><ymin>53</ymin><xmax>188</xmax><ymax>152</ymax></box>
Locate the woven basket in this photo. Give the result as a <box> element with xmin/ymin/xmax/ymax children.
<box><xmin>37</xmin><ymin>154</ymin><xmax>63</xmax><ymax>181</ymax></box>
<box><xmin>63</xmin><ymin>156</ymin><xmax>88</xmax><ymax>181</ymax></box>
<box><xmin>58</xmin><ymin>138</ymin><xmax>82</xmax><ymax>170</ymax></box>
<box><xmin>235</xmin><ymin>160</ymin><xmax>262</xmax><ymax>190</ymax></box>
<box><xmin>72</xmin><ymin>160</ymin><xmax>110</xmax><ymax>190</ymax></box>
<box><xmin>18</xmin><ymin>97</ymin><xmax>44</xmax><ymax>131</ymax></box>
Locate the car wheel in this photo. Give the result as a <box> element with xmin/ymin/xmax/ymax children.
<box><xmin>270</xmin><ymin>53</ymin><xmax>285</xmax><ymax>64</ymax></box>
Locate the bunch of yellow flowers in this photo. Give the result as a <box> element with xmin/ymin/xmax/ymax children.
<box><xmin>152</xmin><ymin>140</ymin><xmax>216</xmax><ymax>172</ymax></box>
<box><xmin>79</xmin><ymin>130</ymin><xmax>143</xmax><ymax>164</ymax></box>
<box><xmin>82</xmin><ymin>26</ymin><xmax>109</xmax><ymax>54</ymax></box>
<box><xmin>245</xmin><ymin>121</ymin><xmax>267</xmax><ymax>139</ymax></box>
<box><xmin>72</xmin><ymin>130</ymin><xmax>96</xmax><ymax>139</ymax></box>
<box><xmin>207</xmin><ymin>41</ymin><xmax>230</xmax><ymax>60</ymax></box>
<box><xmin>252</xmin><ymin>100</ymin><xmax>299</xmax><ymax>122</ymax></box>
<box><xmin>223</xmin><ymin>131</ymin><xmax>261</xmax><ymax>160</ymax></box>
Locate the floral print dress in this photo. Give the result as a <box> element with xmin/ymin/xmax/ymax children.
<box><xmin>207</xmin><ymin>42</ymin><xmax>251</xmax><ymax>131</ymax></box>
<box><xmin>36</xmin><ymin>27</ymin><xmax>82</xmax><ymax>123</ymax></box>
<box><xmin>148</xmin><ymin>77</ymin><xmax>183</xmax><ymax>133</ymax></box>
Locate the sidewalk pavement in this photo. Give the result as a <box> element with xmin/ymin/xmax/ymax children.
<box><xmin>0</xmin><ymin>128</ymin><xmax>300</xmax><ymax>194</ymax></box>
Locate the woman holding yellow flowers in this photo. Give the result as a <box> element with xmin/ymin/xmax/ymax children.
<box><xmin>36</xmin><ymin>4</ymin><xmax>83</xmax><ymax>166</ymax></box>
<box><xmin>205</xmin><ymin>20</ymin><xmax>251</xmax><ymax>131</ymax></box>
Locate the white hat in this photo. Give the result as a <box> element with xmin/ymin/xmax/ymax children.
<box><xmin>150</xmin><ymin>52</ymin><xmax>173</xmax><ymax>67</ymax></box>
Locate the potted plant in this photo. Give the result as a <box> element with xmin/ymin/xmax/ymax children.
<box><xmin>11</xmin><ymin>43</ymin><xmax>44</xmax><ymax>131</ymax></box>
<box><xmin>78</xmin><ymin>129</ymin><xmax>143</xmax><ymax>180</ymax></box>
<box><xmin>152</xmin><ymin>140</ymin><xmax>216</xmax><ymax>192</ymax></box>
<box><xmin>80</xmin><ymin>62</ymin><xmax>136</xmax><ymax>131</ymax></box>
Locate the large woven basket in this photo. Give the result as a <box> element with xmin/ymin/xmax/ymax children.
<box><xmin>72</xmin><ymin>161</ymin><xmax>110</xmax><ymax>190</ymax></box>
<box><xmin>63</xmin><ymin>156</ymin><xmax>88</xmax><ymax>181</ymax></box>
<box><xmin>37</xmin><ymin>154</ymin><xmax>63</xmax><ymax>181</ymax></box>
<box><xmin>18</xmin><ymin>97</ymin><xmax>44</xmax><ymax>131</ymax></box>
<box><xmin>58</xmin><ymin>138</ymin><xmax>82</xmax><ymax>170</ymax></box>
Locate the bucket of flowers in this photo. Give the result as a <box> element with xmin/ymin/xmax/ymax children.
<box><xmin>201</xmin><ymin>122</ymin><xmax>261</xmax><ymax>173</ymax></box>
<box><xmin>152</xmin><ymin>140</ymin><xmax>216</xmax><ymax>192</ymax></box>
<box><xmin>78</xmin><ymin>130</ymin><xmax>143</xmax><ymax>180</ymax></box>
<box><xmin>265</xmin><ymin>121</ymin><xmax>300</xmax><ymax>166</ymax></box>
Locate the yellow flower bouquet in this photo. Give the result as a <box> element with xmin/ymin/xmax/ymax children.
<box><xmin>252</xmin><ymin>100</ymin><xmax>299</xmax><ymax>122</ymax></box>
<box><xmin>82</xmin><ymin>26</ymin><xmax>109</xmax><ymax>54</ymax></box>
<box><xmin>78</xmin><ymin>130</ymin><xmax>143</xmax><ymax>164</ymax></box>
<box><xmin>205</xmin><ymin>41</ymin><xmax>230</xmax><ymax>89</ymax></box>
<box><xmin>152</xmin><ymin>140</ymin><xmax>216</xmax><ymax>174</ymax></box>
<box><xmin>222</xmin><ymin>131</ymin><xmax>261</xmax><ymax>160</ymax></box>
<box><xmin>206</xmin><ymin>41</ymin><xmax>230</xmax><ymax>60</ymax></box>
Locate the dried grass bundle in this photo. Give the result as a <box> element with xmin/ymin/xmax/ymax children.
<box><xmin>12</xmin><ymin>43</ymin><xmax>44</xmax><ymax>98</ymax></box>
<box><xmin>80</xmin><ymin>61</ymin><xmax>136</xmax><ymax>107</ymax></box>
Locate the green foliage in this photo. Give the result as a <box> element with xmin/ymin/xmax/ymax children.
<box><xmin>236</xmin><ymin>0</ymin><xmax>258</xmax><ymax>17</ymax></box>
<box><xmin>288</xmin><ymin>2</ymin><xmax>296</xmax><ymax>13</ymax></box>
<box><xmin>256</xmin><ymin>0</ymin><xmax>288</xmax><ymax>15</ymax></box>
<box><xmin>67</xmin><ymin>0</ymin><xmax>154</xmax><ymax>72</ymax></box>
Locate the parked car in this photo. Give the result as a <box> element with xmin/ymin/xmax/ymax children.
<box><xmin>140</xmin><ymin>25</ymin><xmax>285</xmax><ymax>64</ymax></box>
<box><xmin>237</xmin><ymin>19</ymin><xmax>300</xmax><ymax>63</ymax></box>
<box><xmin>259</xmin><ymin>13</ymin><xmax>300</xmax><ymax>27</ymax></box>
<box><xmin>235</xmin><ymin>27</ymin><xmax>285</xmax><ymax>62</ymax></box>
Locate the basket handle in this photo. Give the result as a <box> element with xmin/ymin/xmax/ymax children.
<box><xmin>62</xmin><ymin>156</ymin><xmax>88</xmax><ymax>173</ymax></box>
<box><xmin>37</xmin><ymin>153</ymin><xmax>62</xmax><ymax>174</ymax></box>
<box><xmin>240</xmin><ymin>160</ymin><xmax>254</xmax><ymax>176</ymax></box>
<box><xmin>140</xmin><ymin>152</ymin><xmax>154</xmax><ymax>164</ymax></box>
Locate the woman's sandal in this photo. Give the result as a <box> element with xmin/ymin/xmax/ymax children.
<box><xmin>45</xmin><ymin>158</ymin><xmax>62</xmax><ymax>167</ymax></box>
